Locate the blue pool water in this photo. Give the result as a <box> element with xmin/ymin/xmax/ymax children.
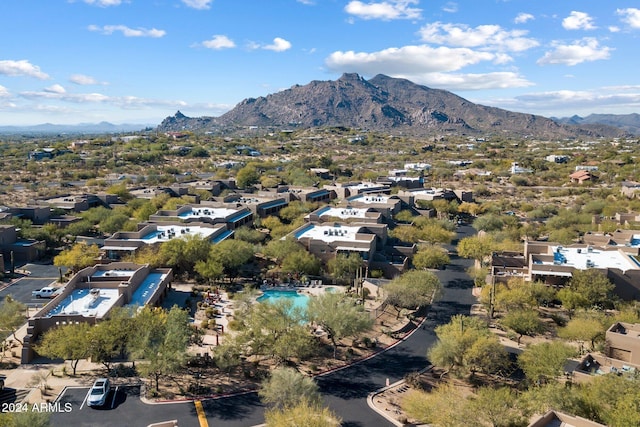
<box><xmin>257</xmin><ymin>290</ymin><xmax>310</xmax><ymax>311</ymax></box>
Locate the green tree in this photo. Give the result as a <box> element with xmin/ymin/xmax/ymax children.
<box><xmin>468</xmin><ymin>387</ymin><xmax>529</xmax><ymax>427</ymax></box>
<box><xmin>281</xmin><ymin>250</ymin><xmax>321</xmax><ymax>276</ymax></box>
<box><xmin>208</xmin><ymin>239</ymin><xmax>255</xmax><ymax>282</ymax></box>
<box><xmin>384</xmin><ymin>270</ymin><xmax>442</xmax><ymax>318</ymax></box>
<box><xmin>500</xmin><ymin>310</ymin><xmax>546</xmax><ymax>345</ymax></box>
<box><xmin>326</xmin><ymin>253</ymin><xmax>363</xmax><ymax>284</ymax></box>
<box><xmin>128</xmin><ymin>306</ymin><xmax>192</xmax><ymax>391</ymax></box>
<box><xmin>36</xmin><ymin>323</ymin><xmax>92</xmax><ymax>375</ymax></box>
<box><xmin>402</xmin><ymin>382</ymin><xmax>471</xmax><ymax>426</ymax></box>
<box><xmin>236</xmin><ymin>164</ymin><xmax>260</xmax><ymax>189</ymax></box>
<box><xmin>0</xmin><ymin>295</ymin><xmax>27</xmax><ymax>345</ymax></box>
<box><xmin>457</xmin><ymin>235</ymin><xmax>494</xmax><ymax>267</ymax></box>
<box><xmin>194</xmin><ymin>259</ymin><xmax>224</xmax><ymax>285</ymax></box>
<box><xmin>518</xmin><ymin>341</ymin><xmax>576</xmax><ymax>385</ymax></box>
<box><xmin>0</xmin><ymin>411</ymin><xmax>50</xmax><ymax>427</ymax></box>
<box><xmin>230</xmin><ymin>299</ymin><xmax>316</xmax><ymax>365</ymax></box>
<box><xmin>427</xmin><ymin>315</ymin><xmax>504</xmax><ymax>377</ymax></box>
<box><xmin>88</xmin><ymin>307</ymin><xmax>132</xmax><ymax>370</ymax></box>
<box><xmin>413</xmin><ymin>245</ymin><xmax>450</xmax><ymax>270</ymax></box>
<box><xmin>53</xmin><ymin>242</ymin><xmax>101</xmax><ymax>273</ymax></box>
<box><xmin>557</xmin><ymin>312</ymin><xmax>606</xmax><ymax>351</ymax></box>
<box><xmin>259</xmin><ymin>367</ymin><xmax>320</xmax><ymax>409</ymax></box>
<box><xmin>264</xmin><ymin>399</ymin><xmax>341</xmax><ymax>427</ymax></box>
<box><xmin>233</xmin><ymin>226</ymin><xmax>267</xmax><ymax>244</ymax></box>
<box><xmin>306</xmin><ymin>292</ymin><xmax>373</xmax><ymax>358</ymax></box>
<box><xmin>159</xmin><ymin>234</ymin><xmax>211</xmax><ymax>277</ymax></box>
<box><xmin>567</xmin><ymin>269</ymin><xmax>616</xmax><ymax>310</ymax></box>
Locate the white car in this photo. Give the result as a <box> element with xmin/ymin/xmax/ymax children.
<box><xmin>31</xmin><ymin>287</ymin><xmax>60</xmax><ymax>298</ymax></box>
<box><xmin>87</xmin><ymin>378</ymin><xmax>110</xmax><ymax>407</ymax></box>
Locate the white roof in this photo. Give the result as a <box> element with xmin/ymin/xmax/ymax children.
<box><xmin>46</xmin><ymin>288</ymin><xmax>120</xmax><ymax>319</ymax></box>
<box><xmin>544</xmin><ymin>245</ymin><xmax>639</xmax><ymax>273</ymax></box>
<box><xmin>296</xmin><ymin>225</ymin><xmax>363</xmax><ymax>243</ymax></box>
<box><xmin>319</xmin><ymin>207</ymin><xmax>369</xmax><ymax>219</ymax></box>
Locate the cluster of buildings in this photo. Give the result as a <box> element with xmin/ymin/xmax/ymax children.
<box><xmin>490</xmin><ymin>228</ymin><xmax>640</xmax><ymax>301</ymax></box>
<box><xmin>2</xmin><ymin>176</ymin><xmax>474</xmax><ymax>364</ymax></box>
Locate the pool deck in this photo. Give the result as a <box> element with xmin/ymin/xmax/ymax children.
<box><xmin>259</xmin><ymin>284</ymin><xmax>344</xmax><ymax>296</ymax></box>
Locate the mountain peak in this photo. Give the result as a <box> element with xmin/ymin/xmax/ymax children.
<box><xmin>156</xmin><ymin>75</ymin><xmax>629</xmax><ymax>138</ymax></box>
<box><xmin>338</xmin><ymin>73</ymin><xmax>365</xmax><ymax>82</ymax></box>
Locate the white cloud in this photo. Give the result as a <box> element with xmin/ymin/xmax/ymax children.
<box><xmin>201</xmin><ymin>35</ymin><xmax>236</xmax><ymax>50</ymax></box>
<box><xmin>88</xmin><ymin>25</ymin><xmax>166</xmax><ymax>38</ymax></box>
<box><xmin>562</xmin><ymin>11</ymin><xmax>596</xmax><ymax>30</ymax></box>
<box><xmin>0</xmin><ymin>60</ymin><xmax>49</xmax><ymax>79</ymax></box>
<box><xmin>0</xmin><ymin>85</ymin><xmax>10</xmax><ymax>97</ymax></box>
<box><xmin>263</xmin><ymin>38</ymin><xmax>292</xmax><ymax>52</ymax></box>
<box><xmin>442</xmin><ymin>2</ymin><xmax>457</xmax><ymax>13</ymax></box>
<box><xmin>418</xmin><ymin>22</ymin><xmax>539</xmax><ymax>52</ymax></box>
<box><xmin>326</xmin><ymin>45</ymin><xmax>495</xmax><ymax>75</ymax></box>
<box><xmin>82</xmin><ymin>0</ymin><xmax>124</xmax><ymax>6</ymax></box>
<box><xmin>345</xmin><ymin>0</ymin><xmax>421</xmax><ymax>21</ymax></box>
<box><xmin>409</xmin><ymin>71</ymin><xmax>533</xmax><ymax>90</ymax></box>
<box><xmin>616</xmin><ymin>8</ymin><xmax>640</xmax><ymax>29</ymax></box>
<box><xmin>44</xmin><ymin>84</ymin><xmax>66</xmax><ymax>94</ymax></box>
<box><xmin>514</xmin><ymin>13</ymin><xmax>534</xmax><ymax>24</ymax></box>
<box><xmin>537</xmin><ymin>38</ymin><xmax>612</xmax><ymax>66</ymax></box>
<box><xmin>69</xmin><ymin>74</ymin><xmax>100</xmax><ymax>85</ymax></box>
<box><xmin>609</xmin><ymin>26</ymin><xmax>621</xmax><ymax>33</ymax></box>
<box><xmin>507</xmin><ymin>86</ymin><xmax>640</xmax><ymax>115</ymax></box>
<box><xmin>181</xmin><ymin>0</ymin><xmax>212</xmax><ymax>10</ymax></box>
<box><xmin>297</xmin><ymin>0</ymin><xmax>315</xmax><ymax>4</ymax></box>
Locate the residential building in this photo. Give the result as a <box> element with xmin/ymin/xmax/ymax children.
<box><xmin>223</xmin><ymin>193</ymin><xmax>289</xmax><ymax>218</ymax></box>
<box><xmin>570</xmin><ymin>170</ymin><xmax>596</xmax><ymax>184</ymax></box>
<box><xmin>621</xmin><ymin>181</ymin><xmax>640</xmax><ymax>199</ymax></box>
<box><xmin>489</xmin><ymin>238</ymin><xmax>640</xmax><ymax>300</ymax></box>
<box><xmin>102</xmin><ymin>222</ymin><xmax>232</xmax><ymax>260</ymax></box>
<box><xmin>22</xmin><ymin>262</ymin><xmax>173</xmax><ymax>363</ymax></box>
<box><xmin>343</xmin><ymin>193</ymin><xmax>401</xmax><ymax>220</ymax></box>
<box><xmin>149</xmin><ymin>202</ymin><xmax>253</xmax><ymax>229</ymax></box>
<box><xmin>323</xmin><ymin>182</ymin><xmax>390</xmax><ymax>200</ymax></box>
<box><xmin>0</xmin><ymin>224</ymin><xmax>45</xmax><ymax>262</ymax></box>
<box><xmin>305</xmin><ymin>206</ymin><xmax>382</xmax><ymax>224</ymax></box>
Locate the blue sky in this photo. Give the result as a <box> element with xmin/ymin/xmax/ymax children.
<box><xmin>1</xmin><ymin>0</ymin><xmax>639</xmax><ymax>125</ymax></box>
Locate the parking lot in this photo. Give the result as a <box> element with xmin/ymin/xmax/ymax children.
<box><xmin>51</xmin><ymin>385</ymin><xmax>198</xmax><ymax>427</ymax></box>
<box><xmin>0</xmin><ymin>263</ymin><xmax>66</xmax><ymax>308</ymax></box>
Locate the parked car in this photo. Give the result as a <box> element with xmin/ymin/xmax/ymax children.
<box><xmin>31</xmin><ymin>287</ymin><xmax>60</xmax><ymax>298</ymax></box>
<box><xmin>87</xmin><ymin>378</ymin><xmax>110</xmax><ymax>407</ymax></box>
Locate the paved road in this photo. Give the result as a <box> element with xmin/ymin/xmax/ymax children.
<box><xmin>48</xmin><ymin>225</ymin><xmax>477</xmax><ymax>427</ymax></box>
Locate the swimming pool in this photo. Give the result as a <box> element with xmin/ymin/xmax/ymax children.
<box><xmin>257</xmin><ymin>290</ymin><xmax>310</xmax><ymax>311</ymax></box>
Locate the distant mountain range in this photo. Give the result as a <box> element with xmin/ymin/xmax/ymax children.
<box><xmin>552</xmin><ymin>113</ymin><xmax>640</xmax><ymax>136</ymax></box>
<box><xmin>157</xmin><ymin>73</ymin><xmax>634</xmax><ymax>138</ymax></box>
<box><xmin>0</xmin><ymin>121</ymin><xmax>149</xmax><ymax>135</ymax></box>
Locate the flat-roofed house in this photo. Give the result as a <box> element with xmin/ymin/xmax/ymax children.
<box><xmin>102</xmin><ymin>222</ymin><xmax>232</xmax><ymax>260</ymax></box>
<box><xmin>0</xmin><ymin>224</ymin><xmax>45</xmax><ymax>262</ymax></box>
<box><xmin>22</xmin><ymin>262</ymin><xmax>173</xmax><ymax>363</ymax></box>
<box><xmin>149</xmin><ymin>202</ymin><xmax>253</xmax><ymax>230</ymax></box>
<box><xmin>489</xmin><ymin>239</ymin><xmax>640</xmax><ymax>300</ymax></box>
<box><xmin>305</xmin><ymin>206</ymin><xmax>382</xmax><ymax>224</ymax></box>
<box><xmin>293</xmin><ymin>223</ymin><xmax>377</xmax><ymax>264</ymax></box>
<box><xmin>342</xmin><ymin>193</ymin><xmax>401</xmax><ymax>220</ymax></box>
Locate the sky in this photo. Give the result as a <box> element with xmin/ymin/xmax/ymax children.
<box><xmin>1</xmin><ymin>0</ymin><xmax>639</xmax><ymax>126</ymax></box>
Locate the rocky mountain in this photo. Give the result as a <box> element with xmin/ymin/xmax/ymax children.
<box><xmin>157</xmin><ymin>74</ymin><xmax>630</xmax><ymax>138</ymax></box>
<box><xmin>553</xmin><ymin>113</ymin><xmax>640</xmax><ymax>135</ymax></box>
